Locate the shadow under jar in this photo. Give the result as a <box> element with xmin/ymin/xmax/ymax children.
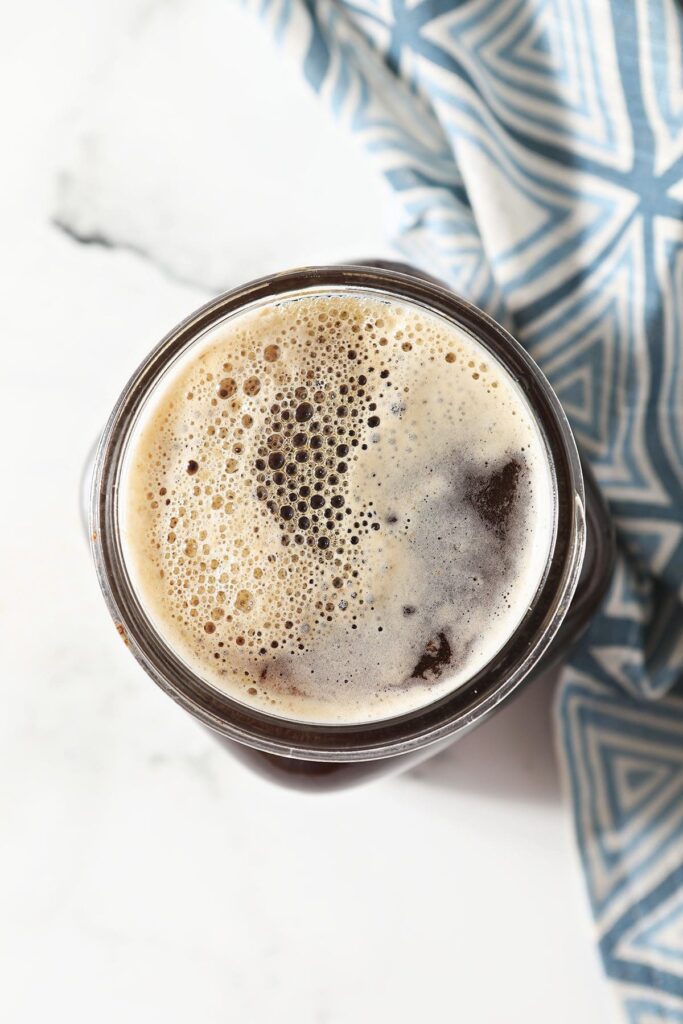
<box><xmin>90</xmin><ymin>264</ymin><xmax>615</xmax><ymax>791</ymax></box>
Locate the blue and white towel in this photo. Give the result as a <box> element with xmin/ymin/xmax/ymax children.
<box><xmin>250</xmin><ymin>0</ymin><xmax>683</xmax><ymax>1016</ymax></box>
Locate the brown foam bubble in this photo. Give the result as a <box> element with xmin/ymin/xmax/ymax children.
<box><xmin>121</xmin><ymin>293</ymin><xmax>554</xmax><ymax>724</ymax></box>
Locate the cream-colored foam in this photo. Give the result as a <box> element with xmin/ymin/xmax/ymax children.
<box><xmin>120</xmin><ymin>291</ymin><xmax>555</xmax><ymax>724</ymax></box>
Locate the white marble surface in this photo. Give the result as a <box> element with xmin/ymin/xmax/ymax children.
<box><xmin>1</xmin><ymin>2</ymin><xmax>612</xmax><ymax>1021</ymax></box>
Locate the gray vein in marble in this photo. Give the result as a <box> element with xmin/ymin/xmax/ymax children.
<box><xmin>52</xmin><ymin>216</ymin><xmax>213</xmax><ymax>293</ymax></box>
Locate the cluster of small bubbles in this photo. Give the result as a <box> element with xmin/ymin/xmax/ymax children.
<box><xmin>125</xmin><ymin>293</ymin><xmax>553</xmax><ymax>723</ymax></box>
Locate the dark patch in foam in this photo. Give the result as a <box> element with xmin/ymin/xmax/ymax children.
<box><xmin>465</xmin><ymin>457</ymin><xmax>522</xmax><ymax>539</ymax></box>
<box><xmin>410</xmin><ymin>632</ymin><xmax>452</xmax><ymax>682</ymax></box>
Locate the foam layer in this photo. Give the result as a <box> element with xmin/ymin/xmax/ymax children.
<box><xmin>121</xmin><ymin>291</ymin><xmax>555</xmax><ymax>724</ymax></box>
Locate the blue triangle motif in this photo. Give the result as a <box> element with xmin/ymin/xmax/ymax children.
<box><xmin>478</xmin><ymin>0</ymin><xmax>590</xmax><ymax>114</ymax></box>
<box><xmin>564</xmin><ymin>690</ymin><xmax>683</xmax><ymax>912</ymax></box>
<box><xmin>527</xmin><ymin>225</ymin><xmax>654</xmax><ymax>492</ymax></box>
<box><xmin>610</xmin><ymin>555</ymin><xmax>652</xmax><ymax>614</ymax></box>
<box><xmin>620</xmin><ymin>525</ymin><xmax>676</xmax><ymax>576</ymax></box>
<box><xmin>631</xmin><ymin>899</ymin><xmax>683</xmax><ymax>963</ymax></box>
<box><xmin>446</xmin><ymin>0</ymin><xmax>624</xmax><ymax>160</ymax></box>
<box><xmin>496</xmin><ymin>2</ymin><xmax>569</xmax><ymax>82</ymax></box>
<box><xmin>601</xmin><ymin>866</ymin><xmax>683</xmax><ymax>994</ymax></box>
<box><xmin>546</xmin><ymin>319</ymin><xmax>609</xmax><ymax>445</ymax></box>
<box><xmin>598</xmin><ymin>744</ymin><xmax>680</xmax><ymax>834</ymax></box>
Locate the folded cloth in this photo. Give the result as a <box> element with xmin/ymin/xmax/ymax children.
<box><xmin>250</xmin><ymin>0</ymin><xmax>683</xmax><ymax>1016</ymax></box>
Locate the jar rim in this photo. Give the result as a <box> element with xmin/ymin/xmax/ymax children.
<box><xmin>90</xmin><ymin>264</ymin><xmax>585</xmax><ymax>761</ymax></box>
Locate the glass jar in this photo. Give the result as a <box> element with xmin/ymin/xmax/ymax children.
<box><xmin>89</xmin><ymin>264</ymin><xmax>615</xmax><ymax>790</ymax></box>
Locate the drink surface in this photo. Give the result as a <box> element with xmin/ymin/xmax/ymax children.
<box><xmin>121</xmin><ymin>291</ymin><xmax>554</xmax><ymax>724</ymax></box>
